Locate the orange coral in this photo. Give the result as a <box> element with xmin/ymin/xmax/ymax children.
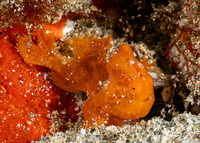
<box><xmin>0</xmin><ymin>34</ymin><xmax>78</xmax><ymax>142</ymax></box>
<box><xmin>18</xmin><ymin>23</ymin><xmax>154</xmax><ymax>127</ymax></box>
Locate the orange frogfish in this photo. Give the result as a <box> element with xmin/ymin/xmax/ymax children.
<box><xmin>18</xmin><ymin>23</ymin><xmax>155</xmax><ymax>127</ymax></box>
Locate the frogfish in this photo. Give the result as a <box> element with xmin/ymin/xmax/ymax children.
<box><xmin>18</xmin><ymin>20</ymin><xmax>155</xmax><ymax>127</ymax></box>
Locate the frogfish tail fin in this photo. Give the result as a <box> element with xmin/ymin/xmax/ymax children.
<box><xmin>18</xmin><ymin>26</ymin><xmax>58</xmax><ymax>68</ymax></box>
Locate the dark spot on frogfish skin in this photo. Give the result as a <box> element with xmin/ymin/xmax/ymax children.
<box><xmin>144</xmin><ymin>97</ymin><xmax>150</xmax><ymax>101</ymax></box>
